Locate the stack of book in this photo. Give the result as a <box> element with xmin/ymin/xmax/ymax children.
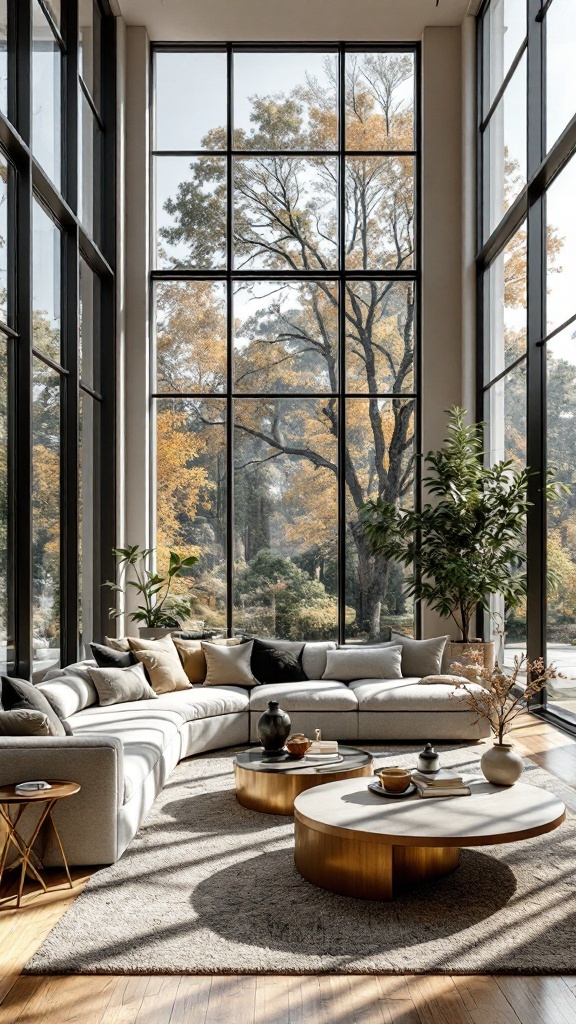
<box><xmin>411</xmin><ymin>769</ymin><xmax>471</xmax><ymax>798</ymax></box>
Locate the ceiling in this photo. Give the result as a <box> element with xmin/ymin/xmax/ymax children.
<box><xmin>112</xmin><ymin>0</ymin><xmax>474</xmax><ymax>42</ymax></box>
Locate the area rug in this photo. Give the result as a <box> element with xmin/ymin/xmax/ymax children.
<box><xmin>25</xmin><ymin>743</ymin><xmax>576</xmax><ymax>975</ymax></box>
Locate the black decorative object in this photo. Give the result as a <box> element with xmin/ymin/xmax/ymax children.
<box><xmin>417</xmin><ymin>742</ymin><xmax>441</xmax><ymax>774</ymax></box>
<box><xmin>257</xmin><ymin>701</ymin><xmax>291</xmax><ymax>753</ymax></box>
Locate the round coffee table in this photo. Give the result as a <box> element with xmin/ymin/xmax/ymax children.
<box><xmin>234</xmin><ymin>746</ymin><xmax>373</xmax><ymax>815</ymax></box>
<box><xmin>294</xmin><ymin>776</ymin><xmax>566</xmax><ymax>900</ymax></box>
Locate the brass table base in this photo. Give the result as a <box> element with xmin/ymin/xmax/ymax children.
<box><xmin>294</xmin><ymin>816</ymin><xmax>460</xmax><ymax>900</ymax></box>
<box><xmin>234</xmin><ymin>761</ymin><xmax>373</xmax><ymax>816</ymax></box>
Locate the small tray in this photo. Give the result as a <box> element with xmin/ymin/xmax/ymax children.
<box><xmin>368</xmin><ymin>780</ymin><xmax>417</xmax><ymax>799</ymax></box>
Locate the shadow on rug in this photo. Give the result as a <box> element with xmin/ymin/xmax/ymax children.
<box><xmin>25</xmin><ymin>744</ymin><xmax>576</xmax><ymax>974</ymax></box>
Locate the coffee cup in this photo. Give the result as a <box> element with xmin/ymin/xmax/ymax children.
<box><xmin>378</xmin><ymin>767</ymin><xmax>411</xmax><ymax>793</ymax></box>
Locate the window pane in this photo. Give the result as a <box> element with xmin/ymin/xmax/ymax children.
<box><xmin>345</xmin><ymin>281</ymin><xmax>415</xmax><ymax>394</ymax></box>
<box><xmin>79</xmin><ymin>393</ymin><xmax>99</xmax><ymax>659</ymax></box>
<box><xmin>33</xmin><ymin>358</ymin><xmax>60</xmax><ymax>671</ymax></box>
<box><xmin>546</xmin><ymin>323</ymin><xmax>576</xmax><ymax>707</ymax></box>
<box><xmin>154</xmin><ymin>155</ymin><xmax>226</xmax><ymax>270</ymax></box>
<box><xmin>0</xmin><ymin>1</ymin><xmax>8</xmax><ymax>117</ymax></box>
<box><xmin>345</xmin><ymin>52</ymin><xmax>414</xmax><ymax>151</ymax></box>
<box><xmin>32</xmin><ymin>0</ymin><xmax>61</xmax><ymax>189</ymax></box>
<box><xmin>546</xmin><ymin>156</ymin><xmax>576</xmax><ymax>336</ymax></box>
<box><xmin>234</xmin><ymin>281</ymin><xmax>338</xmax><ymax>394</ymax></box>
<box><xmin>345</xmin><ymin>398</ymin><xmax>415</xmax><ymax>640</ymax></box>
<box><xmin>79</xmin><ymin>257</ymin><xmax>100</xmax><ymax>391</ymax></box>
<box><xmin>33</xmin><ymin>201</ymin><xmax>61</xmax><ymax>363</ymax></box>
<box><xmin>546</xmin><ymin>0</ymin><xmax>576</xmax><ymax>152</ymax></box>
<box><xmin>0</xmin><ymin>153</ymin><xmax>11</xmax><ymax>326</ymax></box>
<box><xmin>234</xmin><ymin>398</ymin><xmax>338</xmax><ymax>639</ymax></box>
<box><xmin>0</xmin><ymin>339</ymin><xmax>11</xmax><ymax>671</ymax></box>
<box><xmin>154</xmin><ymin>280</ymin><xmax>226</xmax><ymax>394</ymax></box>
<box><xmin>43</xmin><ymin>0</ymin><xmax>60</xmax><ymax>30</ymax></box>
<box><xmin>483</xmin><ymin>53</ymin><xmax>526</xmax><ymax>239</ymax></box>
<box><xmin>233</xmin><ymin>51</ymin><xmax>337</xmax><ymax>150</ymax></box>
<box><xmin>484</xmin><ymin>226</ymin><xmax>527</xmax><ymax>383</ymax></box>
<box><xmin>345</xmin><ymin>156</ymin><xmax>414</xmax><ymax>270</ymax></box>
<box><xmin>79</xmin><ymin>86</ymin><xmax>101</xmax><ymax>242</ymax></box>
<box><xmin>154</xmin><ymin>51</ymin><xmax>226</xmax><ymax>151</ymax></box>
<box><xmin>483</xmin><ymin>0</ymin><xmax>526</xmax><ymax>110</ymax></box>
<box><xmin>234</xmin><ymin>157</ymin><xmax>337</xmax><ymax>271</ymax></box>
<box><xmin>155</xmin><ymin>399</ymin><xmax>227</xmax><ymax>628</ymax></box>
<box><xmin>484</xmin><ymin>360</ymin><xmax>526</xmax><ymax>468</ymax></box>
<box><xmin>79</xmin><ymin>0</ymin><xmax>101</xmax><ymax>110</ymax></box>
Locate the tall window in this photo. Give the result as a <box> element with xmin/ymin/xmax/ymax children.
<box><xmin>479</xmin><ymin>0</ymin><xmax>576</xmax><ymax>722</ymax></box>
<box><xmin>152</xmin><ymin>46</ymin><xmax>420</xmax><ymax>642</ymax></box>
<box><xmin>0</xmin><ymin>1</ymin><xmax>115</xmax><ymax>678</ymax></box>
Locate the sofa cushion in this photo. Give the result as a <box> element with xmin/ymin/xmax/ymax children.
<box><xmin>0</xmin><ymin>675</ymin><xmax>68</xmax><ymax>737</ymax></box>
<box><xmin>348</xmin><ymin>677</ymin><xmax>486</xmax><ymax>712</ymax></box>
<box><xmin>69</xmin><ymin>685</ymin><xmax>250</xmax><ymax>726</ymax></box>
<box><xmin>322</xmin><ymin>646</ymin><xmax>402</xmax><ymax>682</ymax></box>
<box><xmin>251</xmin><ymin>639</ymin><xmax>307</xmax><ymax>684</ymax></box>
<box><xmin>249</xmin><ymin>680</ymin><xmax>358</xmax><ymax>712</ymax></box>
<box><xmin>301</xmin><ymin>641</ymin><xmax>337</xmax><ymax>680</ymax></box>
<box><xmin>90</xmin><ymin>642</ymin><xmax>138</xmax><ymax>669</ymax></box>
<box><xmin>173</xmin><ymin>636</ymin><xmax>246</xmax><ymax>683</ymax></box>
<box><xmin>390</xmin><ymin>633</ymin><xmax>449</xmax><ymax>677</ymax></box>
<box><xmin>202</xmin><ymin>640</ymin><xmax>258</xmax><ymax>687</ymax></box>
<box><xmin>0</xmin><ymin>709</ymin><xmax>53</xmax><ymax>736</ymax></box>
<box><xmin>87</xmin><ymin>663</ymin><xmax>159</xmax><ymax>706</ymax></box>
<box><xmin>38</xmin><ymin>662</ymin><xmax>99</xmax><ymax>717</ymax></box>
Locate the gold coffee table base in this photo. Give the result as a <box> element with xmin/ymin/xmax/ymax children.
<box><xmin>294</xmin><ymin>819</ymin><xmax>460</xmax><ymax>900</ymax></box>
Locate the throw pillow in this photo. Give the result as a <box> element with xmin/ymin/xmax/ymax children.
<box><xmin>250</xmin><ymin>639</ymin><xmax>307</xmax><ymax>684</ymax></box>
<box><xmin>201</xmin><ymin>640</ymin><xmax>258</xmax><ymax>687</ymax></box>
<box><xmin>390</xmin><ymin>632</ymin><xmax>449</xmax><ymax>678</ymax></box>
<box><xmin>132</xmin><ymin>648</ymin><xmax>192</xmax><ymax>694</ymax></box>
<box><xmin>420</xmin><ymin>674</ymin><xmax>469</xmax><ymax>685</ymax></box>
<box><xmin>0</xmin><ymin>709</ymin><xmax>53</xmax><ymax>736</ymax></box>
<box><xmin>0</xmin><ymin>675</ymin><xmax>68</xmax><ymax>737</ymax></box>
<box><xmin>173</xmin><ymin>636</ymin><xmax>247</xmax><ymax>684</ymax></box>
<box><xmin>322</xmin><ymin>646</ymin><xmax>403</xmax><ymax>682</ymax></box>
<box><xmin>87</xmin><ymin>663</ymin><xmax>159</xmax><ymax>706</ymax></box>
<box><xmin>90</xmin><ymin>642</ymin><xmax>137</xmax><ymax>669</ymax></box>
<box><xmin>103</xmin><ymin>636</ymin><xmax>133</xmax><ymax>652</ymax></box>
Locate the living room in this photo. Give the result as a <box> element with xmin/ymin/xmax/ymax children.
<box><xmin>1</xmin><ymin>0</ymin><xmax>576</xmax><ymax>1020</ymax></box>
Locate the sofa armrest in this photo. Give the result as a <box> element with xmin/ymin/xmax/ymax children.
<box><xmin>0</xmin><ymin>735</ymin><xmax>124</xmax><ymax>865</ymax></box>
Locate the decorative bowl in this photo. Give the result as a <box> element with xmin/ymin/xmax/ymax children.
<box><xmin>286</xmin><ymin>733</ymin><xmax>312</xmax><ymax>759</ymax></box>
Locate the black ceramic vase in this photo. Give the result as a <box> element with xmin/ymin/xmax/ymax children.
<box><xmin>257</xmin><ymin>700</ymin><xmax>291</xmax><ymax>753</ymax></box>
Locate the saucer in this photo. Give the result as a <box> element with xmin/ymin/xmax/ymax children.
<box><xmin>368</xmin><ymin>780</ymin><xmax>417</xmax><ymax>799</ymax></box>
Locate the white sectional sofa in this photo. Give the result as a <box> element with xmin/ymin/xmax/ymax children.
<box><xmin>0</xmin><ymin>640</ymin><xmax>489</xmax><ymax>866</ymax></box>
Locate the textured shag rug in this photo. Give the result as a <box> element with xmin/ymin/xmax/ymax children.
<box><xmin>25</xmin><ymin>743</ymin><xmax>576</xmax><ymax>975</ymax></box>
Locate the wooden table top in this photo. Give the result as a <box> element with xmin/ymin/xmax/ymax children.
<box><xmin>294</xmin><ymin>777</ymin><xmax>566</xmax><ymax>848</ymax></box>
<box><xmin>0</xmin><ymin>781</ymin><xmax>81</xmax><ymax>804</ymax></box>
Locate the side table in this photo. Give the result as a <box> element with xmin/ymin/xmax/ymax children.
<box><xmin>0</xmin><ymin>781</ymin><xmax>81</xmax><ymax>908</ymax></box>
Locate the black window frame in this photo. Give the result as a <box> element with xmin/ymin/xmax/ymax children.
<box><xmin>150</xmin><ymin>42</ymin><xmax>422</xmax><ymax>643</ymax></box>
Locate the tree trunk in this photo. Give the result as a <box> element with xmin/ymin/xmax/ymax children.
<box><xmin>351</xmin><ymin>523</ymin><xmax>391</xmax><ymax>639</ymax></box>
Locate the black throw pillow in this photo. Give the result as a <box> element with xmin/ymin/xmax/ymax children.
<box><xmin>90</xmin><ymin>642</ymin><xmax>137</xmax><ymax>669</ymax></box>
<box><xmin>0</xmin><ymin>675</ymin><xmax>68</xmax><ymax>737</ymax></box>
<box><xmin>251</xmin><ymin>639</ymin><xmax>308</xmax><ymax>684</ymax></box>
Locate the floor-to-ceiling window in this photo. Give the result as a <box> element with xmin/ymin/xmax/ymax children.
<box><xmin>151</xmin><ymin>45</ymin><xmax>420</xmax><ymax>642</ymax></box>
<box><xmin>0</xmin><ymin>0</ymin><xmax>115</xmax><ymax>678</ymax></box>
<box><xmin>479</xmin><ymin>0</ymin><xmax>576</xmax><ymax>721</ymax></box>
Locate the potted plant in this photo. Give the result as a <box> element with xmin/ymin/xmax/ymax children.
<box><xmin>104</xmin><ymin>545</ymin><xmax>199</xmax><ymax>638</ymax></box>
<box><xmin>360</xmin><ymin>408</ymin><xmax>531</xmax><ymax>668</ymax></box>
<box><xmin>451</xmin><ymin>653</ymin><xmax>561</xmax><ymax>784</ymax></box>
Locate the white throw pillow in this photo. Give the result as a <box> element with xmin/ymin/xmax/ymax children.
<box><xmin>322</xmin><ymin>646</ymin><xmax>403</xmax><ymax>682</ymax></box>
<box><xmin>419</xmin><ymin>674</ymin><xmax>469</xmax><ymax>685</ymax></box>
<box><xmin>201</xmin><ymin>640</ymin><xmax>258</xmax><ymax>687</ymax></box>
<box><xmin>390</xmin><ymin>633</ymin><xmax>449</xmax><ymax>677</ymax></box>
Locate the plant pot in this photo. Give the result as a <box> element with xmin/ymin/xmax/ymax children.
<box><xmin>444</xmin><ymin>640</ymin><xmax>496</xmax><ymax>673</ymax></box>
<box><xmin>138</xmin><ymin>627</ymin><xmax>176</xmax><ymax>640</ymax></box>
<box><xmin>257</xmin><ymin>701</ymin><xmax>291</xmax><ymax>753</ymax></box>
<box><xmin>481</xmin><ymin>742</ymin><xmax>524</xmax><ymax>786</ymax></box>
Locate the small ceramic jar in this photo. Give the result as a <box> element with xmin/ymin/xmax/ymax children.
<box><xmin>417</xmin><ymin>742</ymin><xmax>440</xmax><ymax>774</ymax></box>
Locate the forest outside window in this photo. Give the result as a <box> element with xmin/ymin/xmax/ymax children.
<box><xmin>151</xmin><ymin>46</ymin><xmax>420</xmax><ymax>643</ymax></box>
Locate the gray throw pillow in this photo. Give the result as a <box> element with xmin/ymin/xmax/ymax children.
<box><xmin>87</xmin><ymin>663</ymin><xmax>159</xmax><ymax>707</ymax></box>
<box><xmin>0</xmin><ymin>709</ymin><xmax>53</xmax><ymax>736</ymax></box>
<box><xmin>390</xmin><ymin>633</ymin><xmax>449</xmax><ymax>678</ymax></box>
<box><xmin>201</xmin><ymin>640</ymin><xmax>258</xmax><ymax>687</ymax></box>
<box><xmin>322</xmin><ymin>646</ymin><xmax>403</xmax><ymax>682</ymax></box>
<box><xmin>0</xmin><ymin>675</ymin><xmax>68</xmax><ymax>737</ymax></box>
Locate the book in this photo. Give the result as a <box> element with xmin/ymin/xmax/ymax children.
<box><xmin>412</xmin><ymin>769</ymin><xmax>466</xmax><ymax>788</ymax></box>
<box><xmin>308</xmin><ymin>740</ymin><xmax>339</xmax><ymax>755</ymax></box>
<box><xmin>415</xmin><ymin>786</ymin><xmax>471</xmax><ymax>798</ymax></box>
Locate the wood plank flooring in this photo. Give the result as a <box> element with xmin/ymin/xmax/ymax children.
<box><xmin>1</xmin><ymin>715</ymin><xmax>576</xmax><ymax>1024</ymax></box>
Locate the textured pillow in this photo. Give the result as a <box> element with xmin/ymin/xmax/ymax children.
<box><xmin>173</xmin><ymin>636</ymin><xmax>246</xmax><ymax>683</ymax></box>
<box><xmin>127</xmin><ymin>634</ymin><xmax>181</xmax><ymax>657</ymax></box>
<box><xmin>87</xmin><ymin>663</ymin><xmax>158</xmax><ymax>706</ymax></box>
<box><xmin>390</xmin><ymin>633</ymin><xmax>449</xmax><ymax>678</ymax></box>
<box><xmin>0</xmin><ymin>675</ymin><xmax>68</xmax><ymax>737</ymax></box>
<box><xmin>90</xmin><ymin>642</ymin><xmax>137</xmax><ymax>669</ymax></box>
<box><xmin>0</xmin><ymin>709</ymin><xmax>53</xmax><ymax>736</ymax></box>
<box><xmin>37</xmin><ymin>668</ymin><xmax>99</xmax><ymax>719</ymax></box>
<box><xmin>420</xmin><ymin>674</ymin><xmax>469</xmax><ymax>685</ymax></box>
<box><xmin>251</xmin><ymin>639</ymin><xmax>307</xmax><ymax>684</ymax></box>
<box><xmin>322</xmin><ymin>646</ymin><xmax>403</xmax><ymax>682</ymax></box>
<box><xmin>132</xmin><ymin>648</ymin><xmax>192</xmax><ymax>694</ymax></box>
<box><xmin>104</xmin><ymin>635</ymin><xmax>133</xmax><ymax>652</ymax></box>
<box><xmin>201</xmin><ymin>640</ymin><xmax>257</xmax><ymax>687</ymax></box>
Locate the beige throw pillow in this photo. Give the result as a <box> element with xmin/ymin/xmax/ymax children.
<box><xmin>322</xmin><ymin>646</ymin><xmax>403</xmax><ymax>682</ymax></box>
<box><xmin>104</xmin><ymin>636</ymin><xmax>133</xmax><ymax>652</ymax></box>
<box><xmin>0</xmin><ymin>709</ymin><xmax>53</xmax><ymax>736</ymax></box>
<box><xmin>201</xmin><ymin>640</ymin><xmax>257</xmax><ymax>687</ymax></box>
<box><xmin>173</xmin><ymin>636</ymin><xmax>245</xmax><ymax>683</ymax></box>
<box><xmin>87</xmin><ymin>663</ymin><xmax>158</xmax><ymax>706</ymax></box>
<box><xmin>133</xmin><ymin>648</ymin><xmax>192</xmax><ymax>693</ymax></box>
<box><xmin>420</xmin><ymin>674</ymin><xmax>469</xmax><ymax>686</ymax></box>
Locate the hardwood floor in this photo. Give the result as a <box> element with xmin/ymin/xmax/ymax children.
<box><xmin>2</xmin><ymin>716</ymin><xmax>576</xmax><ymax>1024</ymax></box>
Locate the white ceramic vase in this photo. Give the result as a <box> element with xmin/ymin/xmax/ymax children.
<box><xmin>481</xmin><ymin>742</ymin><xmax>524</xmax><ymax>786</ymax></box>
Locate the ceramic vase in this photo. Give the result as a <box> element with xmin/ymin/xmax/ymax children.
<box><xmin>481</xmin><ymin>741</ymin><xmax>524</xmax><ymax>786</ymax></box>
<box><xmin>257</xmin><ymin>701</ymin><xmax>291</xmax><ymax>753</ymax></box>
